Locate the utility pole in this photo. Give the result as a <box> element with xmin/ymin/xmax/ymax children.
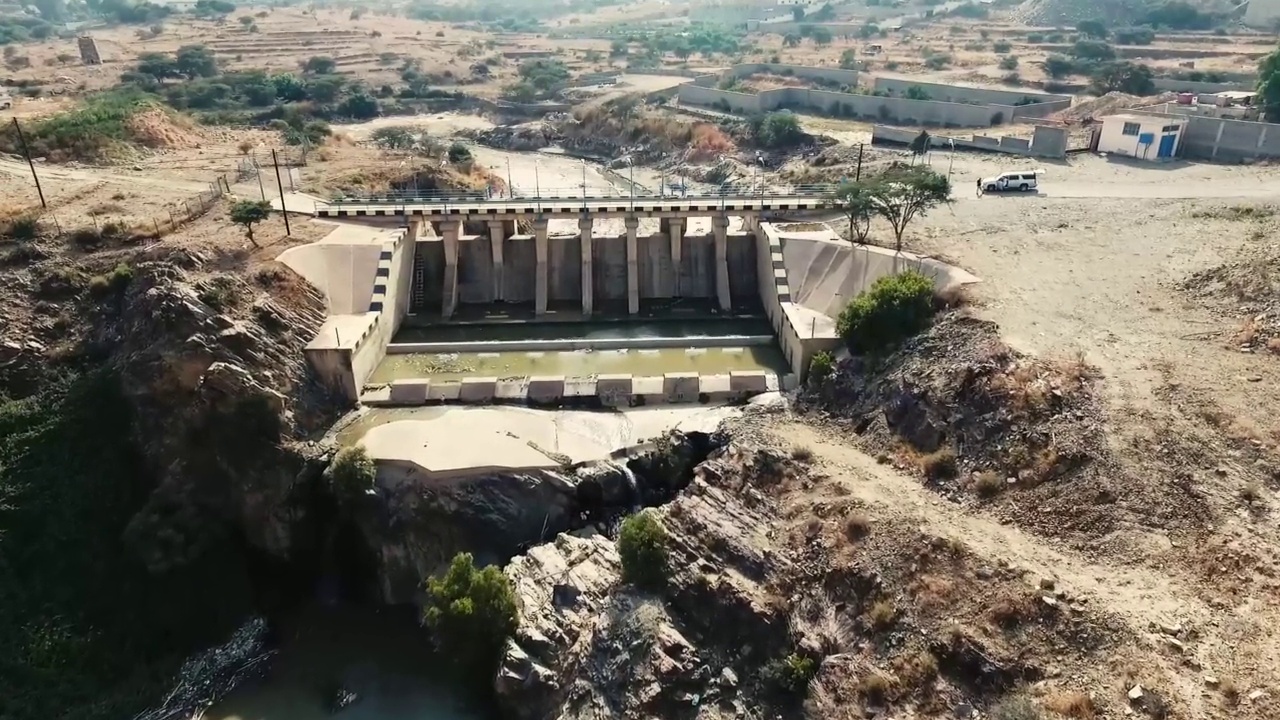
<box><xmin>855</xmin><ymin>143</ymin><xmax>864</xmax><ymax>182</ymax></box>
<box><xmin>11</xmin><ymin>118</ymin><xmax>45</xmax><ymax>209</ymax></box>
<box><xmin>272</xmin><ymin>149</ymin><xmax>291</xmax><ymax>236</ymax></box>
<box><xmin>506</xmin><ymin>157</ymin><xmax>514</xmax><ymax>197</ymax></box>
<box><xmin>254</xmin><ymin>158</ymin><xmax>267</xmax><ymax>200</ymax></box>
<box><xmin>947</xmin><ymin>138</ymin><xmax>955</xmax><ymax>183</ymax></box>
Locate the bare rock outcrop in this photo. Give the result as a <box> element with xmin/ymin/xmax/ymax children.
<box><xmin>495</xmin><ymin>445</ymin><xmax>793</xmax><ymax>720</ymax></box>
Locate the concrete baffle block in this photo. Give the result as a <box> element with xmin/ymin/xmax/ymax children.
<box><xmin>533</xmin><ymin>219</ymin><xmax>549</xmax><ymax>315</ymax></box>
<box><xmin>632</xmin><ymin>375</ymin><xmax>665</xmax><ymax>405</ymax></box>
<box><xmin>698</xmin><ymin>373</ymin><xmax>732</xmax><ymax>402</ymax></box>
<box><xmin>459</xmin><ymin>377</ymin><xmax>498</xmax><ymax>404</ymax></box>
<box><xmin>712</xmin><ymin>215</ymin><xmax>731</xmax><ymax>312</ymax></box>
<box><xmin>596</xmin><ymin>374</ymin><xmax>633</xmax><ymax>407</ymax></box>
<box><xmin>564</xmin><ymin>377</ymin><xmax>598</xmax><ymax>403</ymax></box>
<box><xmin>428</xmin><ymin>380</ymin><xmax>461</xmax><ymax>403</ymax></box>
<box><xmin>729</xmin><ymin>370</ymin><xmax>769</xmax><ymax>395</ymax></box>
<box><xmin>388</xmin><ymin>379</ymin><xmax>430</xmax><ymax>405</ymax></box>
<box><xmin>663</xmin><ymin>372</ymin><xmax>700</xmax><ymax>403</ymax></box>
<box><xmin>495</xmin><ymin>377</ymin><xmax>529</xmax><ymax>404</ymax></box>
<box><xmin>624</xmin><ymin>216</ymin><xmax>640</xmax><ymax>315</ymax></box>
<box><xmin>439</xmin><ymin>220</ymin><xmax>461</xmax><ymax>319</ymax></box>
<box><xmin>527</xmin><ymin>375</ymin><xmax>565</xmax><ymax>405</ymax></box>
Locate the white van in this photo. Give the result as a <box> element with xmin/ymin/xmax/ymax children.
<box><xmin>980</xmin><ymin>169</ymin><xmax>1042</xmax><ymax>193</ymax></box>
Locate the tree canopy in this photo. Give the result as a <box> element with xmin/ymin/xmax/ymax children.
<box><xmin>864</xmin><ymin>165</ymin><xmax>951</xmax><ymax>252</ymax></box>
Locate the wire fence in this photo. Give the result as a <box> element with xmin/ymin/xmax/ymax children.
<box><xmin>43</xmin><ymin>157</ymin><xmax>259</xmax><ymax>241</ymax></box>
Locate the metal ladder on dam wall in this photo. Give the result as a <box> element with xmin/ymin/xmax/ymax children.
<box><xmin>410</xmin><ymin>242</ymin><xmax>426</xmax><ymax>313</ymax></box>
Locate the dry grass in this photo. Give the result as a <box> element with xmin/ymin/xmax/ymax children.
<box><xmin>857</xmin><ymin>672</ymin><xmax>894</xmax><ymax>704</ymax></box>
<box><xmin>1220</xmin><ymin>679</ymin><xmax>1240</xmax><ymax>705</ymax></box>
<box><xmin>791</xmin><ymin>444</ymin><xmax>814</xmax><ymax>462</ymax></box>
<box><xmin>1042</xmin><ymin>690</ymin><xmax>1095</xmax><ymax>719</ymax></box>
<box><xmin>972</xmin><ymin>470</ymin><xmax>1004</xmax><ymax>498</ymax></box>
<box><xmin>890</xmin><ymin>650</ymin><xmax>939</xmax><ymax>688</ymax></box>
<box><xmin>934</xmin><ymin>283</ymin><xmax>972</xmax><ymax>310</ymax></box>
<box><xmin>867</xmin><ymin>599</ymin><xmax>897</xmax><ymax>631</ymax></box>
<box><xmin>792</xmin><ymin>595</ymin><xmax>855</xmax><ymax>655</ymax></box>
<box><xmin>688</xmin><ymin>123</ymin><xmax>735</xmax><ymax>162</ymax></box>
<box><xmin>844</xmin><ymin>511</ymin><xmax>871</xmax><ymax>541</ymax></box>
<box><xmin>1241</xmin><ymin>480</ymin><xmax>1264</xmax><ymax>504</ymax></box>
<box><xmin>1267</xmin><ymin>337</ymin><xmax>1280</xmax><ymax>355</ymax></box>
<box><xmin>919</xmin><ymin>447</ymin><xmax>958</xmax><ymax>480</ymax></box>
<box><xmin>908</xmin><ymin>574</ymin><xmax>955</xmax><ymax>611</ymax></box>
<box><xmin>987</xmin><ymin>590</ymin><xmax>1038</xmax><ymax>629</ymax></box>
<box><xmin>1234</xmin><ymin>317</ymin><xmax>1261</xmax><ymax>346</ymax></box>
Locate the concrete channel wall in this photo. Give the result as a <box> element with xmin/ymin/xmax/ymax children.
<box><xmin>870</xmin><ymin>77</ymin><xmax>1073</xmax><ymax>119</ymax></box>
<box><xmin>754</xmin><ymin>222</ymin><xmax>841</xmax><ymax>382</ymax></box>
<box><xmin>305</xmin><ymin>228</ymin><xmax>412</xmax><ymax>401</ymax></box>
<box><xmin>679</xmin><ymin>82</ymin><xmax>1003</xmax><ymax>127</ymax></box>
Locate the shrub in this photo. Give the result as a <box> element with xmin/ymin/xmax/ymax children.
<box><xmin>89</xmin><ymin>263</ymin><xmax>134</xmax><ymax>298</ymax></box>
<box><xmin>2</xmin><ymin>214</ymin><xmax>41</xmax><ymax>241</ymax></box>
<box><xmin>920</xmin><ymin>447</ymin><xmax>957</xmax><ymax>480</ymax></box>
<box><xmin>858</xmin><ymin>672</ymin><xmax>893</xmax><ymax>702</ymax></box>
<box><xmin>618</xmin><ymin>510</ymin><xmax>669</xmax><ymax>588</ymax></box>
<box><xmin>845</xmin><ymin>511</ymin><xmax>871</xmax><ymax>540</ymax></box>
<box><xmin>422</xmin><ymin>552</ymin><xmax>519</xmax><ymax>677</ymax></box>
<box><xmin>1026</xmin><ymin>32</ymin><xmax>1044</xmax><ymax>42</ymax></box>
<box><xmin>808</xmin><ymin>350</ymin><xmax>835</xmax><ymax>383</ymax></box>
<box><xmin>999</xmin><ymin>55</ymin><xmax>1018</xmax><ymax>70</ymax></box>
<box><xmin>993</xmin><ymin>40</ymin><xmax>1012</xmax><ymax>53</ymax></box>
<box><xmin>197</xmin><ymin>276</ymin><xmax>241</xmax><ymax>311</ymax></box>
<box><xmin>923</xmin><ymin>53</ymin><xmax>951</xmax><ymax>70</ymax></box>
<box><xmin>1042</xmin><ymin>690</ymin><xmax>1095</xmax><ymax>718</ymax></box>
<box><xmin>836</xmin><ymin>270</ymin><xmax>936</xmax><ymax>354</ymax></box>
<box><xmin>991</xmin><ymin>693</ymin><xmax>1045</xmax><ymax>720</ymax></box>
<box><xmin>325</xmin><ymin>445</ymin><xmax>376</xmax><ymax>502</ymax></box>
<box><xmin>447</xmin><ymin>141</ymin><xmax>472</xmax><ymax>164</ymax></box>
<box><xmin>763</xmin><ymin>653</ymin><xmax>817</xmax><ymax>694</ymax></box>
<box><xmin>973</xmin><ymin>470</ymin><xmax>1004</xmax><ymax>497</ymax></box>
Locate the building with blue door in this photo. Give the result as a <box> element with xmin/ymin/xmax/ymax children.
<box><xmin>1096</xmin><ymin>113</ymin><xmax>1186</xmax><ymax>161</ymax></box>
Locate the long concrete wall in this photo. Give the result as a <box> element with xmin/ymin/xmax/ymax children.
<box><xmin>871</xmin><ymin>77</ymin><xmax>1073</xmax><ymax>119</ymax></box>
<box><xmin>678</xmin><ymin>82</ymin><xmax>1003</xmax><ymax>127</ymax></box>
<box><xmin>754</xmin><ymin>223</ymin><xmax>839</xmax><ymax>383</ymax></box>
<box><xmin>871</xmin><ymin>124</ymin><xmax>1069</xmax><ymax>159</ymax></box>
<box><xmin>1152</xmin><ymin>78</ymin><xmax>1256</xmax><ymax>94</ymax></box>
<box><xmin>726</xmin><ymin>62</ymin><xmax>860</xmax><ymax>87</ymax></box>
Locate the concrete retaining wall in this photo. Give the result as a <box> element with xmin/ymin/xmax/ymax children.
<box><xmin>305</xmin><ymin>229</ymin><xmax>412</xmax><ymax>402</ymax></box>
<box><xmin>726</xmin><ymin>62</ymin><xmax>860</xmax><ymax>87</ymax></box>
<box><xmin>754</xmin><ymin>223</ymin><xmax>841</xmax><ymax>382</ymax></box>
<box><xmin>870</xmin><ymin>124</ymin><xmax>1068</xmax><ymax>159</ymax></box>
<box><xmin>871</xmin><ymin>77</ymin><xmax>1073</xmax><ymax>119</ymax></box>
<box><xmin>370</xmin><ymin>371</ymin><xmax>782</xmax><ymax>408</ymax></box>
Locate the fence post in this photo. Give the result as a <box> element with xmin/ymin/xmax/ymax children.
<box><xmin>169</xmin><ymin>210</ymin><xmax>175</xmax><ymax>227</ymax></box>
<box><xmin>154</xmin><ymin>218</ymin><xmax>161</xmax><ymax>237</ymax></box>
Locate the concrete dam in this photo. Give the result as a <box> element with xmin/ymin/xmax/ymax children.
<box><xmin>296</xmin><ymin>189</ymin><xmax>975</xmax><ymax>408</ymax></box>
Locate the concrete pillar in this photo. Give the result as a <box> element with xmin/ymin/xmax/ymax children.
<box><xmin>712</xmin><ymin>215</ymin><xmax>731</xmax><ymax>312</ymax></box>
<box><xmin>579</xmin><ymin>216</ymin><xmax>594</xmax><ymax>316</ymax></box>
<box><xmin>662</xmin><ymin>217</ymin><xmax>685</xmax><ymax>297</ymax></box>
<box><xmin>625</xmin><ymin>216</ymin><xmax>640</xmax><ymax>315</ymax></box>
<box><xmin>440</xmin><ymin>220</ymin><xmax>461</xmax><ymax>319</ymax></box>
<box><xmin>487</xmin><ymin>220</ymin><xmax>506</xmax><ymax>302</ymax></box>
<box><xmin>533</xmin><ymin>218</ymin><xmax>549</xmax><ymax>316</ymax></box>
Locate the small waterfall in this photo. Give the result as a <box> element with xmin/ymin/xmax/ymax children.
<box><xmin>610</xmin><ymin>459</ymin><xmax>640</xmax><ymax>511</ymax></box>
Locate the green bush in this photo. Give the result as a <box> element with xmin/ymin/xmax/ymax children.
<box><xmin>447</xmin><ymin>141</ymin><xmax>473</xmax><ymax>164</ymax></box>
<box><xmin>325</xmin><ymin>445</ymin><xmax>376</xmax><ymax>502</ymax></box>
<box><xmin>992</xmin><ymin>40</ymin><xmax>1012</xmax><ymax>53</ymax></box>
<box><xmin>89</xmin><ymin>263</ymin><xmax>134</xmax><ymax>299</ymax></box>
<box><xmin>422</xmin><ymin>552</ymin><xmax>519</xmax><ymax>678</ymax></box>
<box><xmin>2</xmin><ymin>214</ymin><xmax>41</xmax><ymax>241</ymax></box>
<box><xmin>617</xmin><ymin>510</ymin><xmax>669</xmax><ymax>589</ymax></box>
<box><xmin>808</xmin><ymin>350</ymin><xmax>835</xmax><ymax>384</ymax></box>
<box><xmin>763</xmin><ymin>653</ymin><xmax>817</xmax><ymax>694</ymax></box>
<box><xmin>836</xmin><ymin>270</ymin><xmax>936</xmax><ymax>354</ymax></box>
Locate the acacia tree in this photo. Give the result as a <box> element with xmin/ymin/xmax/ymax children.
<box><xmin>833</xmin><ymin>181</ymin><xmax>874</xmax><ymax>244</ymax></box>
<box><xmin>230</xmin><ymin>200</ymin><xmax>272</xmax><ymax>246</ymax></box>
<box><xmin>866</xmin><ymin>166</ymin><xmax>951</xmax><ymax>252</ymax></box>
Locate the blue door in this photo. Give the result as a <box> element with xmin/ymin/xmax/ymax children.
<box><xmin>1157</xmin><ymin>134</ymin><xmax>1177</xmax><ymax>158</ymax></box>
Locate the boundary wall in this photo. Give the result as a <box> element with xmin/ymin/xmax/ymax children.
<box><xmin>870</xmin><ymin>77</ymin><xmax>1072</xmax><ymax>120</ymax></box>
<box><xmin>1123</xmin><ymin>107</ymin><xmax>1280</xmax><ymax>162</ymax></box>
<box><xmin>677</xmin><ymin>65</ymin><xmax>1070</xmax><ymax>128</ymax></box>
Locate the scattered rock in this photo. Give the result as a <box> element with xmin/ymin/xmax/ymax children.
<box><xmin>1128</xmin><ymin>684</ymin><xmax>1145</xmax><ymax>702</ymax></box>
<box><xmin>1039</xmin><ymin>578</ymin><xmax>1056</xmax><ymax>591</ymax></box>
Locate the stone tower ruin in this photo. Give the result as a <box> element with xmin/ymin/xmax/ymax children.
<box><xmin>77</xmin><ymin>36</ymin><xmax>101</xmax><ymax>65</ymax></box>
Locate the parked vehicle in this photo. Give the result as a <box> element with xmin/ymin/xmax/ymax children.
<box><xmin>980</xmin><ymin>170</ymin><xmax>1042</xmax><ymax>193</ymax></box>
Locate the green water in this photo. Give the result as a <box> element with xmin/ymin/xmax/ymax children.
<box><xmin>206</xmin><ymin>606</ymin><xmax>491</xmax><ymax>720</ymax></box>
<box><xmin>393</xmin><ymin>317</ymin><xmax>773</xmax><ymax>344</ymax></box>
<box><xmin>368</xmin><ymin>346</ymin><xmax>788</xmax><ymax>383</ymax></box>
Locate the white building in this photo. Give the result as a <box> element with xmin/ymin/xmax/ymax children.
<box><xmin>1095</xmin><ymin>113</ymin><xmax>1186</xmax><ymax>161</ymax></box>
